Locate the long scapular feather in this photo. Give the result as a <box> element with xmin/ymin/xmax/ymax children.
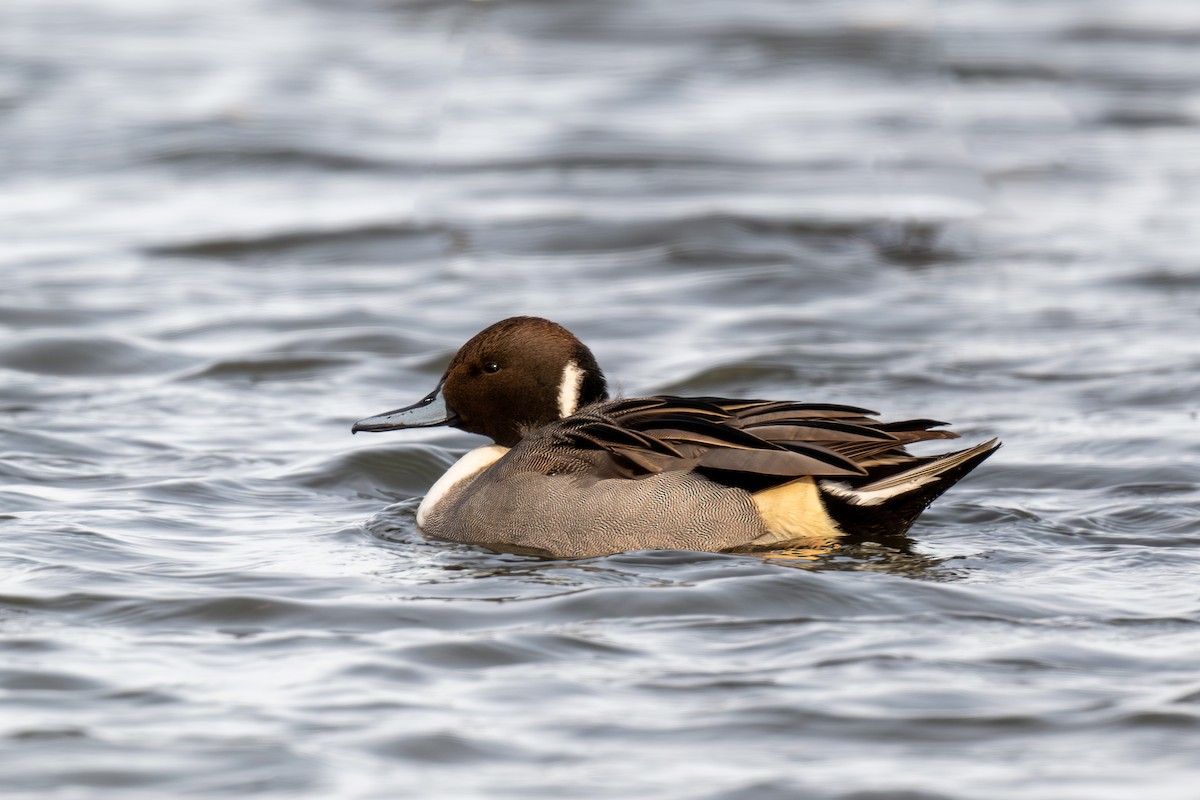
<box><xmin>696</xmin><ymin>446</ymin><xmax>864</xmax><ymax>477</ymax></box>
<box><xmin>743</xmin><ymin>420</ymin><xmax>898</xmax><ymax>442</ymax></box>
<box><xmin>636</xmin><ymin>415</ymin><xmax>788</xmax><ymax>449</ymax></box>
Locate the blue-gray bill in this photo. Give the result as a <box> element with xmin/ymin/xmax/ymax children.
<box><xmin>351</xmin><ymin>383</ymin><xmax>455</xmax><ymax>433</ymax></box>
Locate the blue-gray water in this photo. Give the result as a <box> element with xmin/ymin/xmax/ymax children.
<box><xmin>3</xmin><ymin>1</ymin><xmax>1200</xmax><ymax>798</ymax></box>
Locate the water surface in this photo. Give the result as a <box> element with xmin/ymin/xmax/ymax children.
<box><xmin>2</xmin><ymin>1</ymin><xmax>1200</xmax><ymax>798</ymax></box>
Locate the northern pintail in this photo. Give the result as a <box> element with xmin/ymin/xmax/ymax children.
<box><xmin>353</xmin><ymin>316</ymin><xmax>999</xmax><ymax>557</ymax></box>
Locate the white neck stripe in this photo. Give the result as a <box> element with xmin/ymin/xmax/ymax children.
<box><xmin>557</xmin><ymin>359</ymin><xmax>585</xmax><ymax>418</ymax></box>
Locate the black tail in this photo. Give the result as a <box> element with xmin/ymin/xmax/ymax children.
<box><xmin>818</xmin><ymin>438</ymin><xmax>1001</xmax><ymax>540</ymax></box>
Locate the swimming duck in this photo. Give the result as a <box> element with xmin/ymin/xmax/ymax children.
<box><xmin>353</xmin><ymin>316</ymin><xmax>999</xmax><ymax>558</ymax></box>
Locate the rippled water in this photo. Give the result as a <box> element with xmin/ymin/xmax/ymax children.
<box><xmin>3</xmin><ymin>0</ymin><xmax>1200</xmax><ymax>797</ymax></box>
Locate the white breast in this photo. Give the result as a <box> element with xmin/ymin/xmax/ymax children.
<box><xmin>416</xmin><ymin>445</ymin><xmax>509</xmax><ymax>528</ymax></box>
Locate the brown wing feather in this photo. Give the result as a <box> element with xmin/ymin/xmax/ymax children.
<box><xmin>551</xmin><ymin>394</ymin><xmax>971</xmax><ymax>490</ymax></box>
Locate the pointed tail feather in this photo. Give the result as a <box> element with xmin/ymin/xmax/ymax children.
<box><xmin>819</xmin><ymin>438</ymin><xmax>1001</xmax><ymax>539</ymax></box>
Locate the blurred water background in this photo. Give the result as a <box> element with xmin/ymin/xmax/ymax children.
<box><xmin>3</xmin><ymin>0</ymin><xmax>1200</xmax><ymax>797</ymax></box>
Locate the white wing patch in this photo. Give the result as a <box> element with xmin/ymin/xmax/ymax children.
<box><xmin>417</xmin><ymin>445</ymin><xmax>509</xmax><ymax>528</ymax></box>
<box><xmin>557</xmin><ymin>359</ymin><xmax>585</xmax><ymax>418</ymax></box>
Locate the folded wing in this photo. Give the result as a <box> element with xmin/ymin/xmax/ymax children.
<box><xmin>554</xmin><ymin>395</ymin><xmax>963</xmax><ymax>490</ymax></box>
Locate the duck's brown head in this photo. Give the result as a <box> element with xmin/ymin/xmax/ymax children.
<box><xmin>352</xmin><ymin>316</ymin><xmax>609</xmax><ymax>447</ymax></box>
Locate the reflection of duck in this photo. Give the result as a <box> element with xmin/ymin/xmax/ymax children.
<box><xmin>353</xmin><ymin>317</ymin><xmax>999</xmax><ymax>558</ymax></box>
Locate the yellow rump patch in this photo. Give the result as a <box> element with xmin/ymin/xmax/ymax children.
<box><xmin>748</xmin><ymin>477</ymin><xmax>844</xmax><ymax>548</ymax></box>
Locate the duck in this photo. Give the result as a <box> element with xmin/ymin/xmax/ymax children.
<box><xmin>352</xmin><ymin>316</ymin><xmax>999</xmax><ymax>558</ymax></box>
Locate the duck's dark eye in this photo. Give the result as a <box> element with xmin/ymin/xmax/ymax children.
<box><xmin>482</xmin><ymin>361</ymin><xmax>501</xmax><ymax>374</ymax></box>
